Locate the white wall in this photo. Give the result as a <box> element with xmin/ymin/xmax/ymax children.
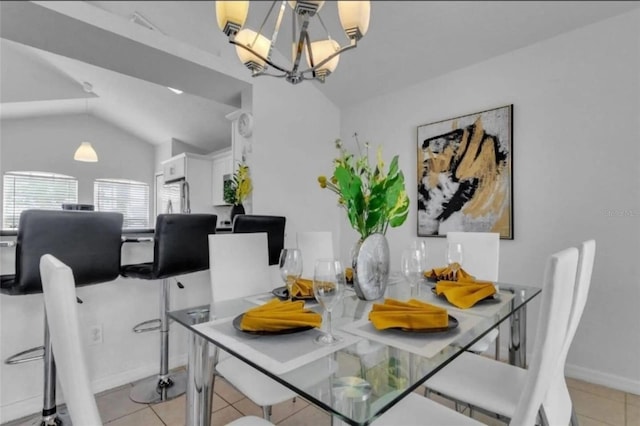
<box><xmin>0</xmin><ymin>114</ymin><xmax>155</xmax><ymax>214</ymax></box>
<box><xmin>251</xmin><ymin>79</ymin><xmax>342</xmax><ymax>249</ymax></box>
<box><xmin>340</xmin><ymin>10</ymin><xmax>640</xmax><ymax>393</ymax></box>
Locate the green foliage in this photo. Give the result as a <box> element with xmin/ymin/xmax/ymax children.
<box><xmin>224</xmin><ymin>162</ymin><xmax>252</xmax><ymax>205</ymax></box>
<box><xmin>318</xmin><ymin>135</ymin><xmax>409</xmax><ymax>239</ymax></box>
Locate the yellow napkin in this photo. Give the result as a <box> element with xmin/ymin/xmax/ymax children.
<box><xmin>424</xmin><ymin>264</ymin><xmax>474</xmax><ymax>281</ymax></box>
<box><xmin>240</xmin><ymin>299</ymin><xmax>322</xmax><ymax>332</ymax></box>
<box><xmin>291</xmin><ymin>278</ymin><xmax>314</xmax><ymax>298</ymax></box>
<box><xmin>368</xmin><ymin>298</ymin><xmax>449</xmax><ymax>330</ymax></box>
<box><xmin>435</xmin><ymin>280</ymin><xmax>496</xmax><ymax>309</ymax></box>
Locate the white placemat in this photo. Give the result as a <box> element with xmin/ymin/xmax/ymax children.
<box><xmin>339</xmin><ymin>311</ymin><xmax>481</xmax><ymax>359</ymax></box>
<box><xmin>193</xmin><ymin>315</ymin><xmax>360</xmax><ymax>375</ymax></box>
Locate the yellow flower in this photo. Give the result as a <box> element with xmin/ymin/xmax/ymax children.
<box><xmin>318</xmin><ymin>176</ymin><xmax>327</xmax><ymax>188</ymax></box>
<box><xmin>226</xmin><ymin>162</ymin><xmax>253</xmax><ymax>204</ymax></box>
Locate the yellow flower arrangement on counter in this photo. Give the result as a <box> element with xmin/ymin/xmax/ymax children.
<box><xmin>224</xmin><ymin>162</ymin><xmax>253</xmax><ymax>205</ymax></box>
<box><xmin>318</xmin><ymin>134</ymin><xmax>409</xmax><ymax>239</ymax></box>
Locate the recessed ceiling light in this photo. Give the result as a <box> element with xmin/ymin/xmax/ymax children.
<box><xmin>167</xmin><ymin>87</ymin><xmax>183</xmax><ymax>94</ymax></box>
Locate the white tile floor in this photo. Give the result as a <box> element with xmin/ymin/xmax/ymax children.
<box><xmin>3</xmin><ymin>374</ymin><xmax>638</xmax><ymax>425</ymax></box>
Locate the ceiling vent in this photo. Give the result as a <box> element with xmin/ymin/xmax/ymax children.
<box><xmin>129</xmin><ymin>12</ymin><xmax>163</xmax><ymax>34</ymax></box>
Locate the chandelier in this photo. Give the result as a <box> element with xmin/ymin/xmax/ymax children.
<box><xmin>216</xmin><ymin>1</ymin><xmax>370</xmax><ymax>84</ymax></box>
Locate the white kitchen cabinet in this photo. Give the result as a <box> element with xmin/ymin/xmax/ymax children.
<box><xmin>162</xmin><ymin>154</ymin><xmax>186</xmax><ymax>183</ymax></box>
<box><xmin>211</xmin><ymin>149</ymin><xmax>233</xmax><ymax>206</ymax></box>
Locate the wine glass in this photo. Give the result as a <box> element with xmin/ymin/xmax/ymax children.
<box><xmin>279</xmin><ymin>248</ymin><xmax>303</xmax><ymax>300</ymax></box>
<box><xmin>401</xmin><ymin>248</ymin><xmax>424</xmax><ymax>296</ymax></box>
<box><xmin>411</xmin><ymin>239</ymin><xmax>428</xmax><ymax>268</ymax></box>
<box><xmin>313</xmin><ymin>259</ymin><xmax>345</xmax><ymax>345</ymax></box>
<box><xmin>446</xmin><ymin>242</ymin><xmax>464</xmax><ymax>280</ymax></box>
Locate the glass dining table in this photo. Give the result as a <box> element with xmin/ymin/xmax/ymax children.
<box><xmin>169</xmin><ymin>275</ymin><xmax>541</xmax><ymax>426</ymax></box>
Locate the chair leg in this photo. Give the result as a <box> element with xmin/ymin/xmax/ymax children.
<box><xmin>262</xmin><ymin>405</ymin><xmax>272</xmax><ymax>421</ymax></box>
<box><xmin>494</xmin><ymin>329</ymin><xmax>500</xmax><ymax>360</ymax></box>
<box><xmin>130</xmin><ymin>279</ymin><xmax>187</xmax><ymax>404</ymax></box>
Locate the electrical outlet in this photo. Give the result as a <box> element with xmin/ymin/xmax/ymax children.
<box><xmin>88</xmin><ymin>324</ymin><xmax>103</xmax><ymax>345</ymax></box>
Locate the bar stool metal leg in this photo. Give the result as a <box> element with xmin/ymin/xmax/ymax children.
<box><xmin>130</xmin><ymin>279</ymin><xmax>187</xmax><ymax>404</ymax></box>
<box><xmin>39</xmin><ymin>313</ymin><xmax>71</xmax><ymax>426</ymax></box>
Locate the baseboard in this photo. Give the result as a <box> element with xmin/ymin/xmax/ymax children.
<box><xmin>495</xmin><ymin>340</ymin><xmax>640</xmax><ymax>395</ymax></box>
<box><xmin>565</xmin><ymin>363</ymin><xmax>640</xmax><ymax>395</ymax></box>
<box><xmin>0</xmin><ymin>355</ymin><xmax>188</xmax><ymax>423</ymax></box>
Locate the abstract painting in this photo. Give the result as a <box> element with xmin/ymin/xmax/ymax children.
<box><xmin>417</xmin><ymin>105</ymin><xmax>513</xmax><ymax>239</ymax></box>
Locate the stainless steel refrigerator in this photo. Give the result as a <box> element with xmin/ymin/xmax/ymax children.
<box><xmin>154</xmin><ymin>153</ymin><xmax>215</xmax><ymax>217</ymax></box>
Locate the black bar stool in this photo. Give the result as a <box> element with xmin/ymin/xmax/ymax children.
<box><xmin>120</xmin><ymin>213</ymin><xmax>217</xmax><ymax>404</ymax></box>
<box><xmin>1</xmin><ymin>209</ymin><xmax>123</xmax><ymax>426</ymax></box>
<box><xmin>232</xmin><ymin>215</ymin><xmax>286</xmax><ymax>265</ymax></box>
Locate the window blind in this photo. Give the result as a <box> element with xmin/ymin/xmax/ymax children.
<box><xmin>94</xmin><ymin>179</ymin><xmax>149</xmax><ymax>229</ymax></box>
<box><xmin>2</xmin><ymin>171</ymin><xmax>78</xmax><ymax>229</ymax></box>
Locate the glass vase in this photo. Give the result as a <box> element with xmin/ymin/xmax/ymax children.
<box><xmin>351</xmin><ymin>233</ymin><xmax>390</xmax><ymax>301</ymax></box>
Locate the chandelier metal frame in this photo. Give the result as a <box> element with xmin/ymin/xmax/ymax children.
<box><xmin>218</xmin><ymin>1</ymin><xmax>369</xmax><ymax>85</ymax></box>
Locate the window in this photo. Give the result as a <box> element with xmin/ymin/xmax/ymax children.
<box><xmin>2</xmin><ymin>171</ymin><xmax>78</xmax><ymax>229</ymax></box>
<box><xmin>94</xmin><ymin>179</ymin><xmax>149</xmax><ymax>229</ymax></box>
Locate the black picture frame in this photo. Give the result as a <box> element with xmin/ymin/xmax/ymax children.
<box><xmin>416</xmin><ymin>104</ymin><xmax>513</xmax><ymax>239</ymax></box>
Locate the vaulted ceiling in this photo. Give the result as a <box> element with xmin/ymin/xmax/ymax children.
<box><xmin>2</xmin><ymin>1</ymin><xmax>638</xmax><ymax>152</ymax></box>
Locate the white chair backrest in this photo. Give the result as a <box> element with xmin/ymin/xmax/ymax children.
<box><xmin>39</xmin><ymin>254</ymin><xmax>101</xmax><ymax>426</ymax></box>
<box><xmin>562</xmin><ymin>240</ymin><xmax>596</xmax><ymax>357</ymax></box>
<box><xmin>209</xmin><ymin>233</ymin><xmax>271</xmax><ymax>302</ymax></box>
<box><xmin>510</xmin><ymin>247</ymin><xmax>578</xmax><ymax>425</ymax></box>
<box><xmin>296</xmin><ymin>231</ymin><xmax>334</xmax><ymax>279</ymax></box>
<box><xmin>543</xmin><ymin>239</ymin><xmax>596</xmax><ymax>425</ymax></box>
<box><xmin>446</xmin><ymin>232</ymin><xmax>499</xmax><ymax>281</ymax></box>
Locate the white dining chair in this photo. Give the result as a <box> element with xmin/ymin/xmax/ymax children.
<box><xmin>209</xmin><ymin>233</ymin><xmax>295</xmax><ymax>420</ymax></box>
<box><xmin>424</xmin><ymin>241</ymin><xmax>595</xmax><ymax>424</ymax></box>
<box><xmin>296</xmin><ymin>231</ymin><xmax>334</xmax><ymax>279</ymax></box>
<box><xmin>446</xmin><ymin>231</ymin><xmax>501</xmax><ymax>358</ymax></box>
<box><xmin>209</xmin><ymin>233</ymin><xmax>337</xmax><ymax>421</ymax></box>
<box><xmin>39</xmin><ymin>254</ymin><xmax>102</xmax><ymax>426</ymax></box>
<box><xmin>543</xmin><ymin>239</ymin><xmax>596</xmax><ymax>425</ymax></box>
<box><xmin>372</xmin><ymin>246</ymin><xmax>579</xmax><ymax>426</ymax></box>
<box><xmin>40</xmin><ymin>253</ymin><xmax>276</xmax><ymax>426</ymax></box>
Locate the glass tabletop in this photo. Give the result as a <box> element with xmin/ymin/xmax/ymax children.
<box><xmin>169</xmin><ymin>276</ymin><xmax>540</xmax><ymax>426</ymax></box>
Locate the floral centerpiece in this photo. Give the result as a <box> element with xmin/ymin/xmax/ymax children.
<box><xmin>224</xmin><ymin>162</ymin><xmax>252</xmax><ymax>221</ymax></box>
<box><xmin>318</xmin><ymin>135</ymin><xmax>409</xmax><ymax>239</ymax></box>
<box><xmin>317</xmin><ymin>134</ymin><xmax>409</xmax><ymax>300</ymax></box>
<box><xmin>224</xmin><ymin>162</ymin><xmax>252</xmax><ymax>206</ymax></box>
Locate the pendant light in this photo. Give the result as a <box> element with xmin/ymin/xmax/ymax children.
<box><xmin>74</xmin><ymin>83</ymin><xmax>99</xmax><ymax>162</ymax></box>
